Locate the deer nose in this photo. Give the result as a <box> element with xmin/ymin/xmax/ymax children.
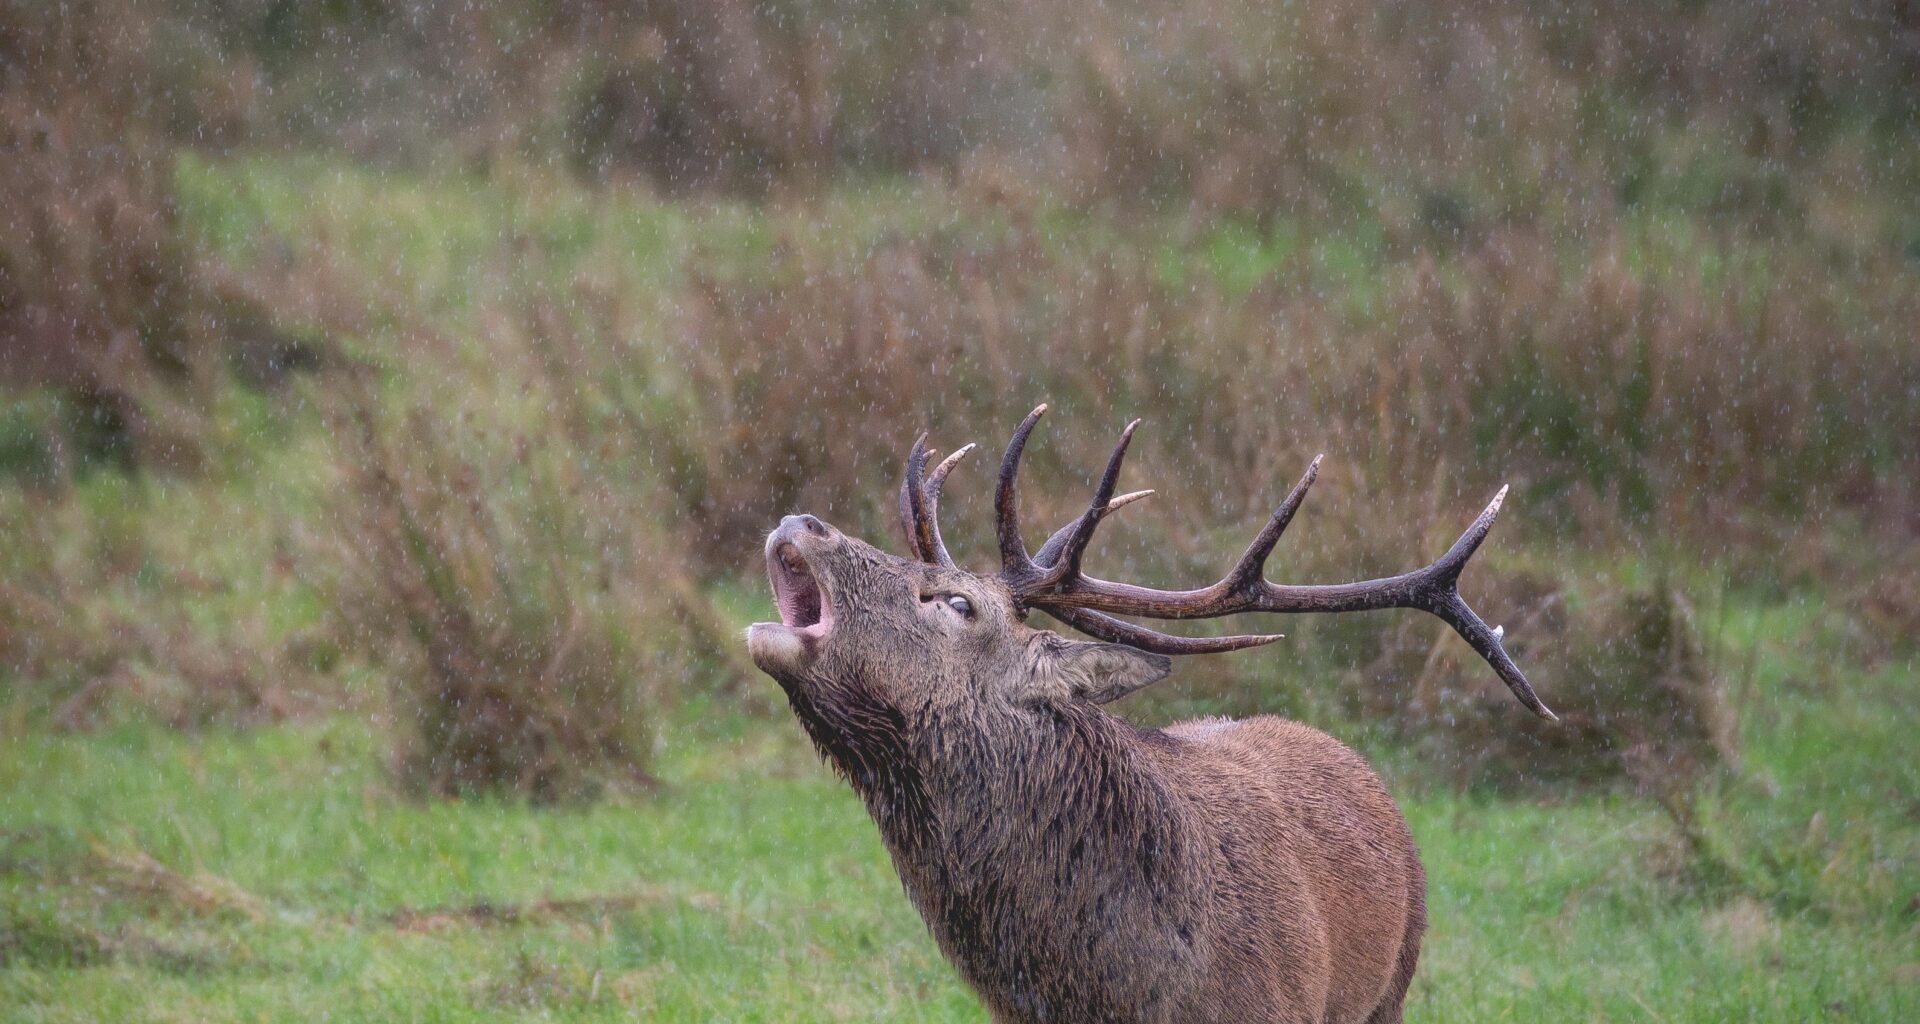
<box><xmin>781</xmin><ymin>514</ymin><xmax>831</xmax><ymax>538</ymax></box>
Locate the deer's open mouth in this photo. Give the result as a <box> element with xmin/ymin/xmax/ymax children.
<box><xmin>748</xmin><ymin>516</ymin><xmax>843</xmax><ymax>674</ymax></box>
<box><xmin>768</xmin><ymin>541</ymin><xmax>834</xmax><ymax>638</ymax></box>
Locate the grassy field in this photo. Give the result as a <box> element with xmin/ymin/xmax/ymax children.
<box><xmin>6</xmin><ymin>79</ymin><xmax>1920</xmax><ymax>1024</ymax></box>
<box><xmin>8</xmin><ymin>4</ymin><xmax>1920</xmax><ymax>1020</ymax></box>
<box><xmin>4</xmin><ymin>595</ymin><xmax>1916</xmax><ymax>1023</ymax></box>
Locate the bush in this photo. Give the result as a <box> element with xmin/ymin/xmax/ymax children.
<box><xmin>1362</xmin><ymin>576</ymin><xmax>1739</xmax><ymax>792</ymax></box>
<box><xmin>317</xmin><ymin>282</ymin><xmax>760</xmax><ymax>799</ymax></box>
<box><xmin>324</xmin><ymin>372</ymin><xmax>672</xmax><ymax>801</ymax></box>
<box><xmin>0</xmin><ymin>0</ymin><xmax>261</xmax><ymax>473</ymax></box>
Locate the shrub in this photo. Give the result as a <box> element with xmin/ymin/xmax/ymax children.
<box><xmin>1362</xmin><ymin>576</ymin><xmax>1739</xmax><ymax>792</ymax></box>
<box><xmin>1036</xmin><ymin>0</ymin><xmax>1920</xmax><ymax>222</ymax></box>
<box><xmin>317</xmin><ymin>280</ymin><xmax>762</xmax><ymax>799</ymax></box>
<box><xmin>0</xmin><ymin>0</ymin><xmax>260</xmax><ymax>472</ymax></box>
<box><xmin>325</xmin><ymin>373</ymin><xmax>674</xmax><ymax>801</ymax></box>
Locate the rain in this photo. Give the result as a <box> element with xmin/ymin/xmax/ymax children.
<box><xmin>1</xmin><ymin>1</ymin><xmax>1916</xmax><ymax>1020</ymax></box>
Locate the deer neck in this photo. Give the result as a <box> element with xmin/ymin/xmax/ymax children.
<box><xmin>880</xmin><ymin>695</ymin><xmax>1212</xmax><ymax>1019</ymax></box>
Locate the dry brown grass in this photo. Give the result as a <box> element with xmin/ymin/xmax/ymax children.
<box><xmin>316</xmin><ymin>280</ymin><xmax>766</xmax><ymax>798</ymax></box>
<box><xmin>324</xmin><ymin>376</ymin><xmax>671</xmax><ymax>801</ymax></box>
<box><xmin>580</xmin><ymin>200</ymin><xmax>1903</xmax><ymax>788</ymax></box>
<box><xmin>152</xmin><ymin>1</ymin><xmax>1920</xmax><ymax>220</ymax></box>
<box><xmin>0</xmin><ymin>0</ymin><xmax>266</xmax><ymax>472</ymax></box>
<box><xmin>642</xmin><ymin>212</ymin><xmax>1917</xmax><ymax>574</ymax></box>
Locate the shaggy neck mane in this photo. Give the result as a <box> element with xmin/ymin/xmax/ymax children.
<box><xmin>784</xmin><ymin>673</ymin><xmax>1205</xmax><ymax>1021</ymax></box>
<box><xmin>778</xmin><ymin>674</ymin><xmax>936</xmax><ymax>847</ymax></box>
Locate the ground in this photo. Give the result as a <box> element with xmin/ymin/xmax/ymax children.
<box><xmin>4</xmin><ymin>606</ymin><xmax>1916</xmax><ymax>1022</ymax></box>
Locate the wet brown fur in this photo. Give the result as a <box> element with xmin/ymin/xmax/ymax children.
<box><xmin>750</xmin><ymin>521</ymin><xmax>1424</xmax><ymax>1024</ymax></box>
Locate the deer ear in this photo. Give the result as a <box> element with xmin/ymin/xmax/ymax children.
<box><xmin>1029</xmin><ymin>635</ymin><xmax>1172</xmax><ymax>705</ymax></box>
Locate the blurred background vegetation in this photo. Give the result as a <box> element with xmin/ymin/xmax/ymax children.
<box><xmin>2</xmin><ymin>0</ymin><xmax>1917</xmax><ymax>1019</ymax></box>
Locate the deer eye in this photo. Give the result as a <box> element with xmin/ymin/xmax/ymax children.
<box><xmin>943</xmin><ymin>594</ymin><xmax>974</xmax><ymax>618</ymax></box>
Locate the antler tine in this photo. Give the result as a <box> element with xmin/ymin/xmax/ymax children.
<box><xmin>898</xmin><ymin>433</ymin><xmax>938</xmax><ymax>564</ymax></box>
<box><xmin>920</xmin><ymin>443</ymin><xmax>975</xmax><ymax>568</ymax></box>
<box><xmin>1033</xmin><ymin>489</ymin><xmax>1154</xmax><ymax>567</ymax></box>
<box><xmin>1412</xmin><ymin>487</ymin><xmax>1554</xmax><ymax>718</ymax></box>
<box><xmin>929</xmin><ymin>443</ymin><xmax>976</xmax><ymax>495</ymax></box>
<box><xmin>1032</xmin><ymin>419</ymin><xmax>1141</xmax><ymax>586</ymax></box>
<box><xmin>1431</xmin><ymin>486</ymin><xmax>1505</xmax><ymax>586</ymax></box>
<box><xmin>995</xmin><ymin>404</ymin><xmax>1048</xmax><ymax>573</ymax></box>
<box><xmin>1222</xmin><ymin>455</ymin><xmax>1322</xmax><ymax>592</ymax></box>
<box><xmin>1428</xmin><ymin>585</ymin><xmax>1554</xmax><ymax>718</ymax></box>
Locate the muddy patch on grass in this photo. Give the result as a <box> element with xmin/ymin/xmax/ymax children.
<box><xmin>1703</xmin><ymin>896</ymin><xmax>1781</xmax><ymax>960</ymax></box>
<box><xmin>381</xmin><ymin>885</ymin><xmax>722</xmax><ymax>934</ymax></box>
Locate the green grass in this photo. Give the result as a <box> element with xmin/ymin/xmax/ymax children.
<box><xmin>5</xmin><ymin>621</ymin><xmax>1917</xmax><ymax>1022</ymax></box>
<box><xmin>4</xmin><ymin>152</ymin><xmax>1917</xmax><ymax>1021</ymax></box>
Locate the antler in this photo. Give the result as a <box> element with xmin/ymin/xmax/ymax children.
<box><xmin>898</xmin><ymin>433</ymin><xmax>975</xmax><ymax>568</ymax></box>
<box><xmin>990</xmin><ymin>405</ymin><xmax>1555</xmax><ymax>719</ymax></box>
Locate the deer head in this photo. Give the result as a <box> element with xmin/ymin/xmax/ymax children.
<box><xmin>747</xmin><ymin>404</ymin><xmax>1553</xmax><ymax>720</ymax></box>
<box><xmin>746</xmin><ymin>508</ymin><xmax>1174</xmax><ymax>723</ymax></box>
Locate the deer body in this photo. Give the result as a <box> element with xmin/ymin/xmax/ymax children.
<box><xmin>791</xmin><ymin>657</ymin><xmax>1425</xmax><ymax>1023</ymax></box>
<box><xmin>748</xmin><ymin>408</ymin><xmax>1547</xmax><ymax>1023</ymax></box>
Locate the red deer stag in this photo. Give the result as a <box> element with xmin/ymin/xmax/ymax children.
<box><xmin>746</xmin><ymin>406</ymin><xmax>1554</xmax><ymax>1024</ymax></box>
